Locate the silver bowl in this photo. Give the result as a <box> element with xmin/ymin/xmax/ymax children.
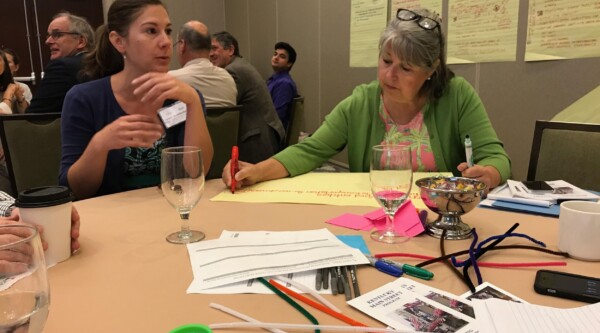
<box><xmin>416</xmin><ymin>176</ymin><xmax>486</xmax><ymax>240</ymax></box>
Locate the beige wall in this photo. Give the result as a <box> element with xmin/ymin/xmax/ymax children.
<box><xmin>101</xmin><ymin>0</ymin><xmax>600</xmax><ymax>180</ymax></box>
<box><xmin>223</xmin><ymin>0</ymin><xmax>600</xmax><ymax>180</ymax></box>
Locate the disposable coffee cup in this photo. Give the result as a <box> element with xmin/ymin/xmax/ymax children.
<box><xmin>15</xmin><ymin>186</ymin><xmax>74</xmax><ymax>266</ymax></box>
<box><xmin>558</xmin><ymin>200</ymin><xmax>600</xmax><ymax>261</ymax></box>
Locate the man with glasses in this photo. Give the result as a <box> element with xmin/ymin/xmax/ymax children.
<box><xmin>169</xmin><ymin>21</ymin><xmax>237</xmax><ymax>107</ymax></box>
<box><xmin>26</xmin><ymin>12</ymin><xmax>94</xmax><ymax>114</ymax></box>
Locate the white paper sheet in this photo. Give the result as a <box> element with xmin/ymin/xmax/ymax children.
<box><xmin>186</xmin><ymin>229</ymin><xmax>369</xmax><ymax>292</ymax></box>
<box><xmin>473</xmin><ymin>298</ymin><xmax>600</xmax><ymax>333</ymax></box>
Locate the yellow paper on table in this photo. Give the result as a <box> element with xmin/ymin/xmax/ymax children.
<box><xmin>211</xmin><ymin>172</ymin><xmax>451</xmax><ymax>209</ymax></box>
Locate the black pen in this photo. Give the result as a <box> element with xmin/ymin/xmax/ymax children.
<box><xmin>330</xmin><ymin>267</ymin><xmax>338</xmax><ymax>295</ymax></box>
<box><xmin>349</xmin><ymin>265</ymin><xmax>360</xmax><ymax>298</ymax></box>
<box><xmin>335</xmin><ymin>266</ymin><xmax>344</xmax><ymax>295</ymax></box>
<box><xmin>341</xmin><ymin>266</ymin><xmax>352</xmax><ymax>301</ymax></box>
<box><xmin>315</xmin><ymin>268</ymin><xmax>323</xmax><ymax>291</ymax></box>
<box><xmin>322</xmin><ymin>267</ymin><xmax>330</xmax><ymax>289</ymax></box>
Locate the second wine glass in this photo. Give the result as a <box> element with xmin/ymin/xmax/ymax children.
<box><xmin>370</xmin><ymin>144</ymin><xmax>413</xmax><ymax>244</ymax></box>
<box><xmin>0</xmin><ymin>224</ymin><xmax>49</xmax><ymax>333</ymax></box>
<box><xmin>161</xmin><ymin>146</ymin><xmax>205</xmax><ymax>244</ymax></box>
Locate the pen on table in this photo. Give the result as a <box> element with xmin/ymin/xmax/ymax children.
<box><xmin>465</xmin><ymin>135</ymin><xmax>474</xmax><ymax>168</ymax></box>
<box><xmin>330</xmin><ymin>267</ymin><xmax>338</xmax><ymax>295</ymax></box>
<box><xmin>340</xmin><ymin>266</ymin><xmax>352</xmax><ymax>301</ymax></box>
<box><xmin>348</xmin><ymin>265</ymin><xmax>360</xmax><ymax>298</ymax></box>
<box><xmin>373</xmin><ymin>255</ymin><xmax>434</xmax><ymax>280</ymax></box>
<box><xmin>322</xmin><ymin>267</ymin><xmax>330</xmax><ymax>290</ymax></box>
<box><xmin>315</xmin><ymin>268</ymin><xmax>323</xmax><ymax>291</ymax></box>
<box><xmin>230</xmin><ymin>146</ymin><xmax>239</xmax><ymax>193</ymax></box>
<box><xmin>335</xmin><ymin>266</ymin><xmax>344</xmax><ymax>295</ymax></box>
<box><xmin>365</xmin><ymin>255</ymin><xmax>403</xmax><ymax>277</ymax></box>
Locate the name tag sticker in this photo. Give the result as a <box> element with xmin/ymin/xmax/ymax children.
<box><xmin>158</xmin><ymin>101</ymin><xmax>186</xmax><ymax>129</ymax></box>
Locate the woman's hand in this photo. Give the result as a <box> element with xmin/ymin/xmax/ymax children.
<box><xmin>457</xmin><ymin>162</ymin><xmax>501</xmax><ymax>190</ymax></box>
<box><xmin>222</xmin><ymin>160</ymin><xmax>262</xmax><ymax>190</ymax></box>
<box><xmin>2</xmin><ymin>83</ymin><xmax>17</xmax><ymax>101</ymax></box>
<box><xmin>0</xmin><ymin>221</ymin><xmax>35</xmax><ymax>275</ymax></box>
<box><xmin>93</xmin><ymin>114</ymin><xmax>163</xmax><ymax>151</ymax></box>
<box><xmin>131</xmin><ymin>72</ymin><xmax>199</xmax><ymax>111</ymax></box>
<box><xmin>222</xmin><ymin>158</ymin><xmax>290</xmax><ymax>190</ymax></box>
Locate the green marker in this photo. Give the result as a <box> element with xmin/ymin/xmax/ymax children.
<box><xmin>377</xmin><ymin>257</ymin><xmax>434</xmax><ymax>280</ymax></box>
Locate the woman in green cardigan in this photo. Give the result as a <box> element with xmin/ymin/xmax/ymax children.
<box><xmin>223</xmin><ymin>8</ymin><xmax>511</xmax><ymax>191</ymax></box>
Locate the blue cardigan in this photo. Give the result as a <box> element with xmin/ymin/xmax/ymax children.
<box><xmin>59</xmin><ymin>77</ymin><xmax>185</xmax><ymax>197</ymax></box>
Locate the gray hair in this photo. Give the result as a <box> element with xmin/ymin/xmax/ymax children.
<box><xmin>54</xmin><ymin>11</ymin><xmax>95</xmax><ymax>53</ymax></box>
<box><xmin>379</xmin><ymin>8</ymin><xmax>453</xmax><ymax>100</ymax></box>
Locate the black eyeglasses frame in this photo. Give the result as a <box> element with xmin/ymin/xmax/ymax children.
<box><xmin>46</xmin><ymin>31</ymin><xmax>80</xmax><ymax>40</ymax></box>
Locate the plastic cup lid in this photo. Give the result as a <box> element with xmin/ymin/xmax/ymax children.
<box><xmin>169</xmin><ymin>324</ymin><xmax>212</xmax><ymax>333</ymax></box>
<box><xmin>15</xmin><ymin>186</ymin><xmax>74</xmax><ymax>208</ymax></box>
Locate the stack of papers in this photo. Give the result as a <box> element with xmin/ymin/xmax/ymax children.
<box><xmin>472</xmin><ymin>298</ymin><xmax>600</xmax><ymax>332</ymax></box>
<box><xmin>480</xmin><ymin>180</ymin><xmax>599</xmax><ymax>216</ymax></box>
<box><xmin>185</xmin><ymin>229</ymin><xmax>369</xmax><ymax>294</ymax></box>
<box><xmin>349</xmin><ymin>277</ymin><xmax>600</xmax><ymax>332</ymax></box>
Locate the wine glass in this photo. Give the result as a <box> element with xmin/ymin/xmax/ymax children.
<box><xmin>161</xmin><ymin>146</ymin><xmax>205</xmax><ymax>244</ymax></box>
<box><xmin>0</xmin><ymin>224</ymin><xmax>49</xmax><ymax>332</ymax></box>
<box><xmin>370</xmin><ymin>144</ymin><xmax>413</xmax><ymax>244</ymax></box>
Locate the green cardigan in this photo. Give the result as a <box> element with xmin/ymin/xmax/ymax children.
<box><xmin>274</xmin><ymin>77</ymin><xmax>511</xmax><ymax>183</ymax></box>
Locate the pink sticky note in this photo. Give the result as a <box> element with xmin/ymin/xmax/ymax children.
<box><xmin>363</xmin><ymin>209</ymin><xmax>386</xmax><ymax>222</ymax></box>
<box><xmin>393</xmin><ymin>201</ymin><xmax>425</xmax><ymax>237</ymax></box>
<box><xmin>326</xmin><ymin>213</ymin><xmax>373</xmax><ymax>230</ymax></box>
<box><xmin>364</xmin><ymin>202</ymin><xmax>425</xmax><ymax>237</ymax></box>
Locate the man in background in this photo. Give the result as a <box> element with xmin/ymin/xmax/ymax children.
<box><xmin>26</xmin><ymin>12</ymin><xmax>94</xmax><ymax>114</ymax></box>
<box><xmin>170</xmin><ymin>21</ymin><xmax>237</xmax><ymax>107</ymax></box>
<box><xmin>267</xmin><ymin>42</ymin><xmax>297</xmax><ymax>131</ymax></box>
<box><xmin>210</xmin><ymin>31</ymin><xmax>285</xmax><ymax>164</ymax></box>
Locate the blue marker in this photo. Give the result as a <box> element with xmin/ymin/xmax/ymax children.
<box><xmin>465</xmin><ymin>135</ymin><xmax>474</xmax><ymax>168</ymax></box>
<box><xmin>365</xmin><ymin>255</ymin><xmax>403</xmax><ymax>277</ymax></box>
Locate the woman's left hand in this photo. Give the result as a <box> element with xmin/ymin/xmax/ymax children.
<box><xmin>457</xmin><ymin>162</ymin><xmax>501</xmax><ymax>190</ymax></box>
<box><xmin>131</xmin><ymin>72</ymin><xmax>198</xmax><ymax>111</ymax></box>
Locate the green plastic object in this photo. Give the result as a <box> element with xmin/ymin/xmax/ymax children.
<box><xmin>169</xmin><ymin>324</ymin><xmax>212</xmax><ymax>333</ymax></box>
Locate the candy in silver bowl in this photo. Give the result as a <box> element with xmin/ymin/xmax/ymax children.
<box><xmin>415</xmin><ymin>176</ymin><xmax>486</xmax><ymax>240</ymax></box>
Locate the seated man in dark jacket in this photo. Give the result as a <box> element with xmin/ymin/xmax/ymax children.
<box><xmin>26</xmin><ymin>11</ymin><xmax>94</xmax><ymax>114</ymax></box>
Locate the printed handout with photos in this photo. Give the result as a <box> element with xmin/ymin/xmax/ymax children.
<box><xmin>395</xmin><ymin>277</ymin><xmax>476</xmax><ymax>318</ymax></box>
<box><xmin>460</xmin><ymin>282</ymin><xmax>527</xmax><ymax>303</ymax></box>
<box><xmin>348</xmin><ymin>278</ymin><xmax>479</xmax><ymax>333</ymax></box>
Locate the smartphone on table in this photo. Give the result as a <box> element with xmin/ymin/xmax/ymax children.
<box><xmin>534</xmin><ymin>270</ymin><xmax>600</xmax><ymax>303</ymax></box>
<box><xmin>522</xmin><ymin>180</ymin><xmax>554</xmax><ymax>194</ymax></box>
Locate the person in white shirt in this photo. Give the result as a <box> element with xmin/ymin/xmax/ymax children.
<box><xmin>170</xmin><ymin>20</ymin><xmax>237</xmax><ymax>107</ymax></box>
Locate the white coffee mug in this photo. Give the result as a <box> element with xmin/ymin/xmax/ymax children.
<box><xmin>558</xmin><ymin>200</ymin><xmax>600</xmax><ymax>261</ymax></box>
<box><xmin>15</xmin><ymin>186</ymin><xmax>74</xmax><ymax>267</ymax></box>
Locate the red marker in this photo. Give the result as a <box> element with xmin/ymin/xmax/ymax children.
<box><xmin>230</xmin><ymin>146</ymin><xmax>239</xmax><ymax>193</ymax></box>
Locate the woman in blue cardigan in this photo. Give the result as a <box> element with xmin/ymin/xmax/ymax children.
<box><xmin>60</xmin><ymin>0</ymin><xmax>213</xmax><ymax>199</ymax></box>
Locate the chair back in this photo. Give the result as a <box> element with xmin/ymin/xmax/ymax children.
<box><xmin>284</xmin><ymin>96</ymin><xmax>304</xmax><ymax>147</ymax></box>
<box><xmin>205</xmin><ymin>105</ymin><xmax>241</xmax><ymax>179</ymax></box>
<box><xmin>0</xmin><ymin>113</ymin><xmax>62</xmax><ymax>195</ymax></box>
<box><xmin>527</xmin><ymin>120</ymin><xmax>600</xmax><ymax>191</ymax></box>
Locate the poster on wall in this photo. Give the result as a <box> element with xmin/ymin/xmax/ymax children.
<box><xmin>447</xmin><ymin>0</ymin><xmax>519</xmax><ymax>64</ymax></box>
<box><xmin>525</xmin><ymin>0</ymin><xmax>600</xmax><ymax>61</ymax></box>
<box><xmin>350</xmin><ymin>0</ymin><xmax>388</xmax><ymax>67</ymax></box>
